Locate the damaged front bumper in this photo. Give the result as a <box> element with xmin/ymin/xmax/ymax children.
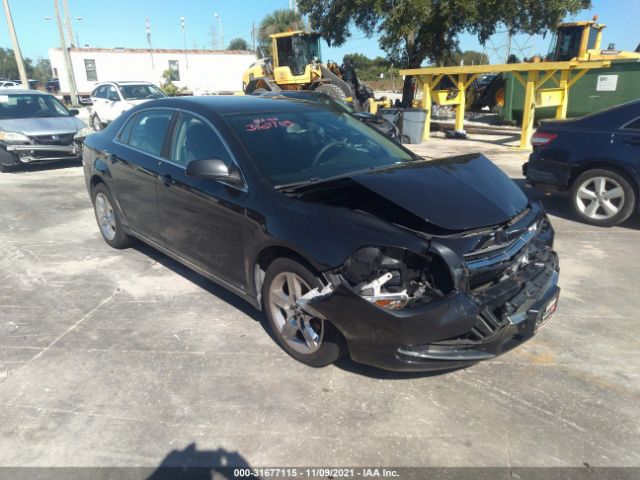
<box><xmin>3</xmin><ymin>143</ymin><xmax>81</xmax><ymax>164</ymax></box>
<box><xmin>298</xmin><ymin>209</ymin><xmax>560</xmax><ymax>372</ymax></box>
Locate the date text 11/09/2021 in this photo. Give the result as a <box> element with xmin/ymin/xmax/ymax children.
<box><xmin>233</xmin><ymin>468</ymin><xmax>400</xmax><ymax>477</ymax></box>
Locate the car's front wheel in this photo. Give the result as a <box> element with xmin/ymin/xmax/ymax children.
<box><xmin>571</xmin><ymin>169</ymin><xmax>636</xmax><ymax>227</ymax></box>
<box><xmin>262</xmin><ymin>258</ymin><xmax>344</xmax><ymax>367</ymax></box>
<box><xmin>91</xmin><ymin>183</ymin><xmax>132</xmax><ymax>249</ymax></box>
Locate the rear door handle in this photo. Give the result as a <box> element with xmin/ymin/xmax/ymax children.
<box><xmin>159</xmin><ymin>174</ymin><xmax>175</xmax><ymax>186</ymax></box>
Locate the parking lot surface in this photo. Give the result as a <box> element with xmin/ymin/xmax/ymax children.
<box><xmin>1</xmin><ymin>134</ymin><xmax>639</xmax><ymax>468</ymax></box>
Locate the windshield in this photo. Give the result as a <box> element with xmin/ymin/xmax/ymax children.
<box><xmin>0</xmin><ymin>93</ymin><xmax>70</xmax><ymax>119</ymax></box>
<box><xmin>227</xmin><ymin>107</ymin><xmax>415</xmax><ymax>186</ymax></box>
<box><xmin>119</xmin><ymin>84</ymin><xmax>165</xmax><ymax>100</ymax></box>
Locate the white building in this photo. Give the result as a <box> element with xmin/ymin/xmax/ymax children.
<box><xmin>49</xmin><ymin>47</ymin><xmax>255</xmax><ymax>96</ymax></box>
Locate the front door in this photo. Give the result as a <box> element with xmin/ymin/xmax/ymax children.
<box><xmin>156</xmin><ymin>112</ymin><xmax>247</xmax><ymax>288</ymax></box>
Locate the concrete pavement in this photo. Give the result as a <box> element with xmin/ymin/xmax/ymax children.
<box><xmin>0</xmin><ymin>134</ymin><xmax>638</xmax><ymax>470</ymax></box>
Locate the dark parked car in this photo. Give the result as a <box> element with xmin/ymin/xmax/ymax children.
<box><xmin>82</xmin><ymin>96</ymin><xmax>560</xmax><ymax>372</ymax></box>
<box><xmin>0</xmin><ymin>89</ymin><xmax>88</xmax><ymax>172</ymax></box>
<box><xmin>258</xmin><ymin>90</ymin><xmax>400</xmax><ymax>141</ymax></box>
<box><xmin>524</xmin><ymin>100</ymin><xmax>640</xmax><ymax>226</ymax></box>
<box><xmin>45</xmin><ymin>78</ymin><xmax>60</xmax><ymax>93</ymax></box>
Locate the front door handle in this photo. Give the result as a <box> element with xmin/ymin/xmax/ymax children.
<box><xmin>623</xmin><ymin>136</ymin><xmax>640</xmax><ymax>146</ymax></box>
<box><xmin>159</xmin><ymin>174</ymin><xmax>175</xmax><ymax>186</ymax></box>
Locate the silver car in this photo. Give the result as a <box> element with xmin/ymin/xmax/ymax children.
<box><xmin>0</xmin><ymin>89</ymin><xmax>89</xmax><ymax>172</ymax></box>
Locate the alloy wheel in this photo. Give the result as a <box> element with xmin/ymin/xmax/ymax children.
<box><xmin>268</xmin><ymin>271</ymin><xmax>324</xmax><ymax>355</ymax></box>
<box><xmin>575</xmin><ymin>176</ymin><xmax>625</xmax><ymax>221</ymax></box>
<box><xmin>94</xmin><ymin>192</ymin><xmax>117</xmax><ymax>241</ymax></box>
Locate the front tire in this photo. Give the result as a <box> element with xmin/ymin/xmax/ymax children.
<box><xmin>91</xmin><ymin>183</ymin><xmax>132</xmax><ymax>248</ymax></box>
<box><xmin>262</xmin><ymin>258</ymin><xmax>344</xmax><ymax>367</ymax></box>
<box><xmin>314</xmin><ymin>83</ymin><xmax>347</xmax><ymax>101</ymax></box>
<box><xmin>570</xmin><ymin>169</ymin><xmax>636</xmax><ymax>227</ymax></box>
<box><xmin>0</xmin><ymin>149</ymin><xmax>19</xmax><ymax>173</ymax></box>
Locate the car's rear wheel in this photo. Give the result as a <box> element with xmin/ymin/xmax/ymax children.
<box><xmin>91</xmin><ymin>113</ymin><xmax>103</xmax><ymax>131</ymax></box>
<box><xmin>571</xmin><ymin>169</ymin><xmax>636</xmax><ymax>227</ymax></box>
<box><xmin>262</xmin><ymin>258</ymin><xmax>344</xmax><ymax>367</ymax></box>
<box><xmin>91</xmin><ymin>183</ymin><xmax>132</xmax><ymax>248</ymax></box>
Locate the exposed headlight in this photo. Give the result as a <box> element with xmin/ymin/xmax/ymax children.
<box><xmin>339</xmin><ymin>246</ymin><xmax>453</xmax><ymax>310</ymax></box>
<box><xmin>74</xmin><ymin>126</ymin><xmax>92</xmax><ymax>139</ymax></box>
<box><xmin>0</xmin><ymin>131</ymin><xmax>30</xmax><ymax>143</ymax></box>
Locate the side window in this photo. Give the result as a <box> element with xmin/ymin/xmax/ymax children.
<box><xmin>118</xmin><ymin>113</ymin><xmax>138</xmax><ymax>144</ymax></box>
<box><xmin>168</xmin><ymin>60</ymin><xmax>180</xmax><ymax>81</ymax></box>
<box><xmin>107</xmin><ymin>85</ymin><xmax>120</xmax><ymax>101</ymax></box>
<box><xmin>92</xmin><ymin>85</ymin><xmax>104</xmax><ymax>98</ymax></box>
<box><xmin>119</xmin><ymin>109</ymin><xmax>174</xmax><ymax>157</ymax></box>
<box><xmin>170</xmin><ymin>113</ymin><xmax>232</xmax><ymax>167</ymax></box>
<box><xmin>84</xmin><ymin>59</ymin><xmax>98</xmax><ymax>82</ymax></box>
<box><xmin>624</xmin><ymin>117</ymin><xmax>640</xmax><ymax>130</ymax></box>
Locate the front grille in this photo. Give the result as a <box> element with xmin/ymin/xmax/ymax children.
<box><xmin>435</xmin><ymin>208</ymin><xmax>556</xmax><ymax>346</ymax></box>
<box><xmin>31</xmin><ymin>133</ymin><xmax>75</xmax><ymax>146</ymax></box>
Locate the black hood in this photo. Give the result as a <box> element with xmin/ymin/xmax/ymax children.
<box><xmin>289</xmin><ymin>154</ymin><xmax>528</xmax><ymax>233</ymax></box>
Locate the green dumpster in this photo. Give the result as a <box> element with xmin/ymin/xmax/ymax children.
<box><xmin>502</xmin><ymin>59</ymin><xmax>640</xmax><ymax>123</ymax></box>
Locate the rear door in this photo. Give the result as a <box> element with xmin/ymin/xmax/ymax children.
<box><xmin>613</xmin><ymin>116</ymin><xmax>640</xmax><ymax>169</ymax></box>
<box><xmin>156</xmin><ymin>111</ymin><xmax>248</xmax><ymax>288</ymax></box>
<box><xmin>91</xmin><ymin>85</ymin><xmax>109</xmax><ymax>119</ymax></box>
<box><xmin>109</xmin><ymin>108</ymin><xmax>175</xmax><ymax>240</ymax></box>
<box><xmin>104</xmin><ymin>85</ymin><xmax>124</xmax><ymax>122</ymax></box>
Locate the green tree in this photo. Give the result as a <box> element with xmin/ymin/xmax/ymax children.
<box><xmin>449</xmin><ymin>50</ymin><xmax>490</xmax><ymax>66</ymax></box>
<box><xmin>297</xmin><ymin>0</ymin><xmax>591</xmax><ymax>104</ymax></box>
<box><xmin>227</xmin><ymin>38</ymin><xmax>249</xmax><ymax>51</ymax></box>
<box><xmin>258</xmin><ymin>9</ymin><xmax>304</xmax><ymax>50</ymax></box>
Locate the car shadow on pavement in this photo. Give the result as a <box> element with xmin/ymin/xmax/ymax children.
<box><xmin>513</xmin><ymin>178</ymin><xmax>640</xmax><ymax>230</ymax></box>
<box><xmin>334</xmin><ymin>357</ymin><xmax>467</xmax><ymax>379</ymax></box>
<box><xmin>146</xmin><ymin>442</ymin><xmax>255</xmax><ymax>480</ymax></box>
<box><xmin>133</xmin><ymin>243</ymin><xmax>264</xmax><ymax>323</ymax></box>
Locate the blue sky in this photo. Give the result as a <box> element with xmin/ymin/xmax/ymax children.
<box><xmin>1</xmin><ymin>0</ymin><xmax>639</xmax><ymax>65</ymax></box>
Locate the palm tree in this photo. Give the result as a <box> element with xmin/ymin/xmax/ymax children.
<box><xmin>258</xmin><ymin>9</ymin><xmax>304</xmax><ymax>47</ymax></box>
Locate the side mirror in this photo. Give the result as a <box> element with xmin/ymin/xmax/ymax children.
<box><xmin>186</xmin><ymin>158</ymin><xmax>243</xmax><ymax>186</ymax></box>
<box><xmin>68</xmin><ymin>109</ymin><xmax>79</xmax><ymax>116</ymax></box>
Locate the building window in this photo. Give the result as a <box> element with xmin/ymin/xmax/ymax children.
<box><xmin>168</xmin><ymin>60</ymin><xmax>180</xmax><ymax>81</ymax></box>
<box><xmin>84</xmin><ymin>59</ymin><xmax>97</xmax><ymax>81</ymax></box>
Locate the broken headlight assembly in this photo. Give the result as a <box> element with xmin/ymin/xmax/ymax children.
<box><xmin>338</xmin><ymin>246</ymin><xmax>454</xmax><ymax>310</ymax></box>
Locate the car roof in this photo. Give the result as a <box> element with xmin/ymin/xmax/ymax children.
<box><xmin>142</xmin><ymin>95</ymin><xmax>334</xmax><ymax>115</ymax></box>
<box><xmin>96</xmin><ymin>81</ymin><xmax>155</xmax><ymax>86</ymax></box>
<box><xmin>0</xmin><ymin>88</ymin><xmax>48</xmax><ymax>95</ymax></box>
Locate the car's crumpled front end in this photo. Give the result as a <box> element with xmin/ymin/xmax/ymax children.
<box><xmin>297</xmin><ymin>202</ymin><xmax>559</xmax><ymax>372</ymax></box>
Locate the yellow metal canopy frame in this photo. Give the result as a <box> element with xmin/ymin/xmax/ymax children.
<box><xmin>400</xmin><ymin>60</ymin><xmax>611</xmax><ymax>149</ymax></box>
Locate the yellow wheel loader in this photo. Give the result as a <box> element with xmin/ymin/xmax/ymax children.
<box><xmin>471</xmin><ymin>17</ymin><xmax>640</xmax><ymax>112</ymax></box>
<box><xmin>242</xmin><ymin>30</ymin><xmax>390</xmax><ymax>112</ymax></box>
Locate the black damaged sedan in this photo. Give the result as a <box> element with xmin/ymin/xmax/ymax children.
<box><xmin>82</xmin><ymin>96</ymin><xmax>559</xmax><ymax>372</ymax></box>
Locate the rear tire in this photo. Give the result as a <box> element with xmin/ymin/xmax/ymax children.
<box><xmin>570</xmin><ymin>169</ymin><xmax>636</xmax><ymax>227</ymax></box>
<box><xmin>91</xmin><ymin>113</ymin><xmax>103</xmax><ymax>131</ymax></box>
<box><xmin>91</xmin><ymin>183</ymin><xmax>132</xmax><ymax>249</ymax></box>
<box><xmin>262</xmin><ymin>258</ymin><xmax>345</xmax><ymax>367</ymax></box>
<box><xmin>314</xmin><ymin>83</ymin><xmax>347</xmax><ymax>101</ymax></box>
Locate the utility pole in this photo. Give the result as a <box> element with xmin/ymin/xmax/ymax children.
<box><xmin>61</xmin><ymin>0</ymin><xmax>75</xmax><ymax>47</ymax></box>
<box><xmin>214</xmin><ymin>13</ymin><xmax>223</xmax><ymax>49</ymax></box>
<box><xmin>53</xmin><ymin>0</ymin><xmax>79</xmax><ymax>106</ymax></box>
<box><xmin>146</xmin><ymin>17</ymin><xmax>155</xmax><ymax>69</ymax></box>
<box><xmin>180</xmin><ymin>17</ymin><xmax>188</xmax><ymax>68</ymax></box>
<box><xmin>2</xmin><ymin>0</ymin><xmax>29</xmax><ymax>88</ymax></box>
<box><xmin>251</xmin><ymin>20</ymin><xmax>256</xmax><ymax>52</ymax></box>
